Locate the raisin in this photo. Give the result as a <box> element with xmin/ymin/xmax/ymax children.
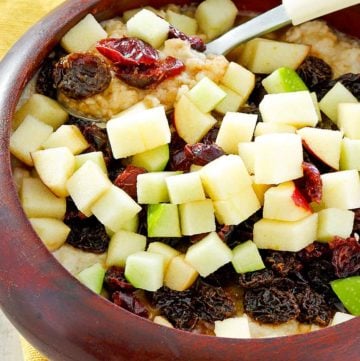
<box><xmin>54</xmin><ymin>53</ymin><xmax>112</xmax><ymax>99</ymax></box>
<box><xmin>244</xmin><ymin>287</ymin><xmax>300</xmax><ymax>324</ymax></box>
<box><xmin>248</xmin><ymin>75</ymin><xmax>267</xmax><ymax>108</ymax></box>
<box><xmin>184</xmin><ymin>143</ymin><xmax>225</xmax><ymax>166</ymax></box>
<box><xmin>113</xmin><ymin>165</ymin><xmax>147</xmax><ymax>199</ymax></box>
<box><xmin>295</xmin><ymin>162</ymin><xmax>322</xmax><ymax>203</ymax></box>
<box><xmin>168</xmin><ymin>25</ymin><xmax>206</xmax><ymax>52</ymax></box>
<box><xmin>297</xmin><ymin>242</ymin><xmax>331</xmax><ymax>263</ymax></box>
<box><xmin>330</xmin><ymin>237</ymin><xmax>360</xmax><ymax>278</ymax></box>
<box><xmin>297</xmin><ymin>56</ymin><xmax>333</xmax><ymax>90</ymax></box>
<box><xmin>112</xmin><ymin>290</ymin><xmax>149</xmax><ymax>318</ymax></box>
<box><xmin>36</xmin><ymin>57</ymin><xmax>57</xmax><ymax>99</ymax></box>
<box><xmin>204</xmin><ymin>263</ymin><xmax>238</xmax><ymax>288</ymax></box>
<box><xmin>239</xmin><ymin>269</ymin><xmax>275</xmax><ymax>289</ymax></box>
<box><xmin>265</xmin><ymin>251</ymin><xmax>303</xmax><ymax>277</ymax></box>
<box><xmin>352</xmin><ymin>208</ymin><xmax>360</xmax><ymax>235</ymax></box>
<box><xmin>104</xmin><ymin>266</ymin><xmax>134</xmax><ymax>293</ymax></box>
<box><xmin>201</xmin><ymin>126</ymin><xmax>220</xmax><ymax>145</ymax></box>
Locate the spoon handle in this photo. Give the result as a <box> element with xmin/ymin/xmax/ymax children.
<box><xmin>283</xmin><ymin>0</ymin><xmax>360</xmax><ymax>25</ymax></box>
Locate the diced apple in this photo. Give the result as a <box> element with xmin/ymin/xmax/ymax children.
<box><xmin>137</xmin><ymin>171</ymin><xmax>182</xmax><ymax>204</ymax></box>
<box><xmin>164</xmin><ymin>255</ymin><xmax>199</xmax><ymax>291</ymax></box>
<box><xmin>166</xmin><ymin>172</ymin><xmax>206</xmax><ymax>204</ymax></box>
<box><xmin>214</xmin><ymin>316</ymin><xmax>251</xmax><ymax>339</ymax></box>
<box><xmin>195</xmin><ymin>0</ymin><xmax>238</xmax><ymax>40</ymax></box>
<box><xmin>147</xmin><ymin>242</ymin><xmax>181</xmax><ymax>270</ymax></box>
<box><xmin>317</xmin><ymin>208</ymin><xmax>355</xmax><ymax>242</ymax></box>
<box><xmin>239</xmin><ymin>38</ymin><xmax>310</xmax><ymax>74</ymax></box>
<box><xmin>153</xmin><ymin>316</ymin><xmax>174</xmax><ymax>328</ymax></box>
<box><xmin>254</xmin><ymin>123</ymin><xmax>296</xmax><ymax>137</ymax></box>
<box><xmin>200</xmin><ymin>155</ymin><xmax>252</xmax><ymax>200</ymax></box>
<box><xmin>319</xmin><ymin>83</ymin><xmax>358</xmax><ymax>124</ymax></box>
<box><xmin>253</xmin><ymin>213</ymin><xmax>318</xmax><ymax>252</ymax></box>
<box><xmin>13</xmin><ymin>94</ymin><xmax>68</xmax><ymax>130</ymax></box>
<box><xmin>263</xmin><ymin>181</ymin><xmax>312</xmax><ymax>221</ymax></box>
<box><xmin>10</xmin><ymin>115</ymin><xmax>53</xmax><ymax>166</ymax></box>
<box><xmin>42</xmin><ymin>125</ymin><xmax>89</xmax><ymax>155</ymax></box>
<box><xmin>221</xmin><ymin>62</ymin><xmax>255</xmax><ymax>102</ymax></box>
<box><xmin>123</xmin><ymin>7</ymin><xmax>159</xmax><ymax>22</ymax></box>
<box><xmin>340</xmin><ymin>138</ymin><xmax>360</xmax><ymax>170</ymax></box>
<box><xmin>213</xmin><ymin>187</ymin><xmax>261</xmax><ymax>225</ymax></box>
<box><xmin>29</xmin><ymin>218</ymin><xmax>70</xmax><ymax>251</ymax></box>
<box><xmin>215</xmin><ymin>112</ymin><xmax>257</xmax><ymax>154</ymax></box>
<box><xmin>179</xmin><ymin>199</ymin><xmax>216</xmax><ymax>235</ymax></box>
<box><xmin>75</xmin><ymin>152</ymin><xmax>107</xmax><ymax>174</ymax></box>
<box><xmin>254</xmin><ymin>133</ymin><xmax>303</xmax><ymax>185</ymax></box>
<box><xmin>185</xmin><ymin>232</ymin><xmax>232</xmax><ymax>277</ymax></box>
<box><xmin>66</xmin><ymin>160</ymin><xmax>112</xmax><ymax>217</ymax></box>
<box><xmin>125</xmin><ymin>251</ymin><xmax>165</xmax><ymax>292</ymax></box>
<box><xmin>61</xmin><ymin>14</ymin><xmax>108</xmax><ymax>53</ymax></box>
<box><xmin>31</xmin><ymin>147</ymin><xmax>75</xmax><ymax>198</ymax></box>
<box><xmin>259</xmin><ymin>91</ymin><xmax>319</xmax><ymax>128</ymax></box>
<box><xmin>130</xmin><ymin>144</ymin><xmax>169</xmax><ymax>172</ymax></box>
<box><xmin>166</xmin><ymin>10</ymin><xmax>198</xmax><ymax>35</ymax></box>
<box><xmin>147</xmin><ymin>204</ymin><xmax>181</xmax><ymax>238</ymax></box>
<box><xmin>252</xmin><ymin>180</ymin><xmax>271</xmax><ymax>206</ymax></box>
<box><xmin>331</xmin><ymin>276</ymin><xmax>360</xmax><ymax>316</ymax></box>
<box><xmin>91</xmin><ymin>185</ymin><xmax>141</xmax><ymax>233</ymax></box>
<box><xmin>311</xmin><ymin>92</ymin><xmax>322</xmax><ymax>122</ymax></box>
<box><xmin>106</xmin><ymin>230</ymin><xmax>147</xmax><ymax>267</ymax></box>
<box><xmin>12</xmin><ymin>167</ymin><xmax>30</xmax><ymax>193</ymax></box>
<box><xmin>112</xmin><ymin>97</ymin><xmax>159</xmax><ymax>118</ymax></box>
<box><xmin>76</xmin><ymin>263</ymin><xmax>106</xmax><ymax>295</ymax></box>
<box><xmin>338</xmin><ymin>103</ymin><xmax>360</xmax><ymax>139</ymax></box>
<box><xmin>331</xmin><ymin>312</ymin><xmax>355</xmax><ymax>326</ymax></box>
<box><xmin>21</xmin><ymin>178</ymin><xmax>66</xmax><ymax>219</ymax></box>
<box><xmin>321</xmin><ymin>170</ymin><xmax>360</xmax><ymax>210</ymax></box>
<box><xmin>238</xmin><ymin>142</ymin><xmax>256</xmax><ymax>174</ymax></box>
<box><xmin>231</xmin><ymin>240</ymin><xmax>265</xmax><ymax>274</ymax></box>
<box><xmin>174</xmin><ymin>94</ymin><xmax>217</xmax><ymax>144</ymax></box>
<box><xmin>127</xmin><ymin>9</ymin><xmax>170</xmax><ymax>48</ymax></box>
<box><xmin>214</xmin><ymin>85</ymin><xmax>244</xmax><ymax>114</ymax></box>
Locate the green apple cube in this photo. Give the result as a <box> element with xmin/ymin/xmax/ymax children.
<box><xmin>75</xmin><ymin>152</ymin><xmax>107</xmax><ymax>174</ymax></box>
<box><xmin>66</xmin><ymin>160</ymin><xmax>112</xmax><ymax>217</ymax></box>
<box><xmin>259</xmin><ymin>91</ymin><xmax>319</xmax><ymax>128</ymax></box>
<box><xmin>164</xmin><ymin>255</ymin><xmax>199</xmax><ymax>291</ymax></box>
<box><xmin>195</xmin><ymin>0</ymin><xmax>237</xmax><ymax>40</ymax></box>
<box><xmin>187</xmin><ymin>77</ymin><xmax>226</xmax><ymax>113</ymax></box>
<box><xmin>174</xmin><ymin>94</ymin><xmax>217</xmax><ymax>145</ymax></box>
<box><xmin>131</xmin><ymin>144</ymin><xmax>169</xmax><ymax>172</ymax></box>
<box><xmin>263</xmin><ymin>181</ymin><xmax>312</xmax><ymax>222</ymax></box>
<box><xmin>340</xmin><ymin>138</ymin><xmax>360</xmax><ymax>171</ymax></box>
<box><xmin>127</xmin><ymin>9</ymin><xmax>170</xmax><ymax>48</ymax></box>
<box><xmin>331</xmin><ymin>312</ymin><xmax>355</xmax><ymax>326</ymax></box>
<box><xmin>213</xmin><ymin>187</ymin><xmax>261</xmax><ymax>225</ymax></box>
<box><xmin>239</xmin><ymin>38</ymin><xmax>310</xmax><ymax>74</ymax></box>
<box><xmin>215</xmin><ymin>85</ymin><xmax>244</xmax><ymax>114</ymax></box>
<box><xmin>107</xmin><ymin>106</ymin><xmax>171</xmax><ymax>159</ymax></box>
<box><xmin>321</xmin><ymin>170</ymin><xmax>360</xmax><ymax>210</ymax></box>
<box><xmin>31</xmin><ymin>147</ymin><xmax>75</xmax><ymax>198</ymax></box>
<box><xmin>231</xmin><ymin>240</ymin><xmax>265</xmax><ymax>274</ymax></box>
<box><xmin>262</xmin><ymin>67</ymin><xmax>308</xmax><ymax>94</ymax></box>
<box><xmin>21</xmin><ymin>178</ymin><xmax>66</xmax><ymax>219</ymax></box>
<box><xmin>125</xmin><ymin>251</ymin><xmax>165</xmax><ymax>291</ymax></box>
<box><xmin>147</xmin><ymin>242</ymin><xmax>181</xmax><ymax>269</ymax></box>
<box><xmin>91</xmin><ymin>185</ymin><xmax>142</xmax><ymax>233</ymax></box>
<box><xmin>254</xmin><ymin>133</ymin><xmax>303</xmax><ymax>185</ymax></box>
<box><xmin>319</xmin><ymin>83</ymin><xmax>358</xmax><ymax>124</ymax></box>
<box><xmin>185</xmin><ymin>232</ymin><xmax>232</xmax><ymax>277</ymax></box>
<box><xmin>42</xmin><ymin>125</ymin><xmax>89</xmax><ymax>155</ymax></box>
<box><xmin>137</xmin><ymin>171</ymin><xmax>182</xmax><ymax>204</ymax></box>
<box><xmin>10</xmin><ymin>115</ymin><xmax>53</xmax><ymax>166</ymax></box>
<box><xmin>338</xmin><ymin>103</ymin><xmax>360</xmax><ymax>139</ymax></box>
<box><xmin>253</xmin><ymin>213</ymin><xmax>318</xmax><ymax>252</ymax></box>
<box><xmin>254</xmin><ymin>123</ymin><xmax>296</xmax><ymax>137</ymax></box>
<box><xmin>179</xmin><ymin>199</ymin><xmax>216</xmax><ymax>235</ymax></box>
<box><xmin>13</xmin><ymin>93</ymin><xmax>68</xmax><ymax>130</ymax></box>
<box><xmin>29</xmin><ymin>218</ymin><xmax>70</xmax><ymax>251</ymax></box>
<box><xmin>147</xmin><ymin>204</ymin><xmax>181</xmax><ymax>238</ymax></box>
<box><xmin>238</xmin><ymin>142</ymin><xmax>256</xmax><ymax>174</ymax></box>
<box><xmin>166</xmin><ymin>10</ymin><xmax>198</xmax><ymax>35</ymax></box>
<box><xmin>214</xmin><ymin>316</ymin><xmax>251</xmax><ymax>338</ymax></box>
<box><xmin>76</xmin><ymin>263</ymin><xmax>106</xmax><ymax>295</ymax></box>
<box><xmin>105</xmin><ymin>215</ymin><xmax>139</xmax><ymax>236</ymax></box>
<box><xmin>166</xmin><ymin>172</ymin><xmax>206</xmax><ymax>204</ymax></box>
<box><xmin>331</xmin><ymin>276</ymin><xmax>360</xmax><ymax>316</ymax></box>
<box><xmin>106</xmin><ymin>230</ymin><xmax>147</xmax><ymax>267</ymax></box>
<box><xmin>317</xmin><ymin>208</ymin><xmax>355</xmax><ymax>242</ymax></box>
<box><xmin>215</xmin><ymin>112</ymin><xmax>257</xmax><ymax>154</ymax></box>
<box><xmin>200</xmin><ymin>155</ymin><xmax>252</xmax><ymax>200</ymax></box>
<box><xmin>221</xmin><ymin>62</ymin><xmax>255</xmax><ymax>102</ymax></box>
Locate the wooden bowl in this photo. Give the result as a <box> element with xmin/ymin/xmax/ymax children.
<box><xmin>0</xmin><ymin>1</ymin><xmax>359</xmax><ymax>360</ymax></box>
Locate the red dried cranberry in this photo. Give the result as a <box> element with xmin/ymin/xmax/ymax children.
<box><xmin>114</xmin><ymin>165</ymin><xmax>147</xmax><ymax>199</ymax></box>
<box><xmin>168</xmin><ymin>25</ymin><xmax>206</xmax><ymax>52</ymax></box>
<box><xmin>104</xmin><ymin>266</ymin><xmax>134</xmax><ymax>293</ymax></box>
<box><xmin>184</xmin><ymin>143</ymin><xmax>225</xmax><ymax>166</ymax></box>
<box><xmin>295</xmin><ymin>162</ymin><xmax>322</xmax><ymax>203</ymax></box>
<box><xmin>112</xmin><ymin>290</ymin><xmax>149</xmax><ymax>318</ymax></box>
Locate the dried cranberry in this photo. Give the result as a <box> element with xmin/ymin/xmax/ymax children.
<box><xmin>104</xmin><ymin>266</ymin><xmax>134</xmax><ymax>293</ymax></box>
<box><xmin>239</xmin><ymin>269</ymin><xmax>275</xmax><ymax>289</ymax></box>
<box><xmin>295</xmin><ymin>162</ymin><xmax>322</xmax><ymax>203</ymax></box>
<box><xmin>112</xmin><ymin>290</ymin><xmax>149</xmax><ymax>318</ymax></box>
<box><xmin>54</xmin><ymin>53</ymin><xmax>112</xmax><ymax>99</ymax></box>
<box><xmin>114</xmin><ymin>165</ymin><xmax>147</xmax><ymax>199</ymax></box>
<box><xmin>265</xmin><ymin>251</ymin><xmax>303</xmax><ymax>277</ymax></box>
<box><xmin>168</xmin><ymin>25</ymin><xmax>206</xmax><ymax>52</ymax></box>
<box><xmin>330</xmin><ymin>237</ymin><xmax>360</xmax><ymax>278</ymax></box>
<box><xmin>201</xmin><ymin>126</ymin><xmax>220</xmax><ymax>145</ymax></box>
<box><xmin>96</xmin><ymin>37</ymin><xmax>159</xmax><ymax>66</ymax></box>
<box><xmin>169</xmin><ymin>149</ymin><xmax>192</xmax><ymax>171</ymax></box>
<box><xmin>184</xmin><ymin>143</ymin><xmax>225</xmax><ymax>166</ymax></box>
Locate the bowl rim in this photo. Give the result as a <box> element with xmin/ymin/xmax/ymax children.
<box><xmin>0</xmin><ymin>1</ymin><xmax>359</xmax><ymax>360</ymax></box>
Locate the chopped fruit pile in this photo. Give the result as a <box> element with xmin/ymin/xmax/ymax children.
<box><xmin>10</xmin><ymin>0</ymin><xmax>360</xmax><ymax>338</ymax></box>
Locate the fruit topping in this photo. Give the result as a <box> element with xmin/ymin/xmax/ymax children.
<box><xmin>168</xmin><ymin>25</ymin><xmax>206</xmax><ymax>52</ymax></box>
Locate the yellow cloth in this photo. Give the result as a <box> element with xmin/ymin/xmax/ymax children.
<box><xmin>20</xmin><ymin>337</ymin><xmax>48</xmax><ymax>361</ymax></box>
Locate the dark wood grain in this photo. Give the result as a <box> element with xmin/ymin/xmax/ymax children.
<box><xmin>0</xmin><ymin>1</ymin><xmax>359</xmax><ymax>360</ymax></box>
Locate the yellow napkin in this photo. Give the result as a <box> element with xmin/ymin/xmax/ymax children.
<box><xmin>20</xmin><ymin>337</ymin><xmax>48</xmax><ymax>361</ymax></box>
